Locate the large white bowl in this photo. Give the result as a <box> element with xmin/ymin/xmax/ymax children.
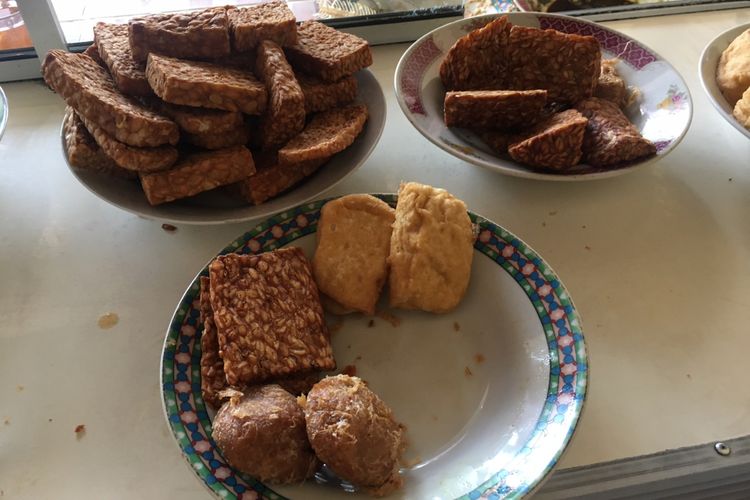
<box><xmin>394</xmin><ymin>13</ymin><xmax>693</xmax><ymax>181</ymax></box>
<box><xmin>699</xmin><ymin>23</ymin><xmax>750</xmax><ymax>140</ymax></box>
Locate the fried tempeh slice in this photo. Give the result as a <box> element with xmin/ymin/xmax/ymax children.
<box><xmin>94</xmin><ymin>22</ymin><xmax>152</xmax><ymax>96</ymax></box>
<box><xmin>184</xmin><ymin>123</ymin><xmax>251</xmax><ymax>150</ymax></box>
<box><xmin>255</xmin><ymin>40</ymin><xmax>306</xmax><ymax>149</ymax></box>
<box><xmin>507</xmin><ymin>109</ymin><xmax>588</xmax><ymax>170</ymax></box>
<box><xmin>146</xmin><ymin>53</ymin><xmax>267</xmax><ymax>114</ymax></box>
<box><xmin>155</xmin><ymin>101</ymin><xmax>243</xmax><ymax>135</ymax></box>
<box><xmin>42</xmin><ymin>50</ymin><xmax>179</xmax><ymax>148</ymax></box>
<box><xmin>128</xmin><ymin>6</ymin><xmax>231</xmax><ymax>64</ymax></box>
<box><xmin>236</xmin><ymin>151</ymin><xmax>329</xmax><ymax>205</ymax></box>
<box><xmin>313</xmin><ymin>195</ymin><xmax>395</xmax><ymax>315</ymax></box>
<box><xmin>278</xmin><ymin>103</ymin><xmax>367</xmax><ymax>164</ymax></box>
<box><xmin>444</xmin><ymin>90</ymin><xmax>547</xmax><ymax>129</ymax></box>
<box><xmin>507</xmin><ymin>25</ymin><xmax>601</xmax><ymax>106</ymax></box>
<box><xmin>63</xmin><ymin>107</ymin><xmax>136</xmax><ymax>179</ymax></box>
<box><xmin>208</xmin><ymin>248</ymin><xmax>336</xmax><ymax>386</ymax></box>
<box><xmin>199</xmin><ymin>276</ymin><xmax>227</xmax><ymax>409</ymax></box>
<box><xmin>78</xmin><ymin>112</ymin><xmax>179</xmax><ymax>172</ymax></box>
<box><xmin>439</xmin><ymin>16</ymin><xmax>510</xmax><ymax>91</ymax></box>
<box><xmin>474</xmin><ymin>129</ymin><xmax>513</xmax><ymax>155</ymax></box>
<box><xmin>576</xmin><ymin>97</ymin><xmax>656</xmax><ymax>167</ymax></box>
<box><xmin>285</xmin><ymin>21</ymin><xmax>372</xmax><ymax>82</ymax></box>
<box><xmin>228</xmin><ymin>1</ymin><xmax>297</xmax><ymax>52</ymax></box>
<box><xmin>83</xmin><ymin>43</ymin><xmax>106</xmax><ymax>68</ymax></box>
<box><xmin>140</xmin><ymin>145</ymin><xmax>255</xmax><ymax>205</ymax></box>
<box><xmin>297</xmin><ymin>72</ymin><xmax>357</xmax><ymax>114</ymax></box>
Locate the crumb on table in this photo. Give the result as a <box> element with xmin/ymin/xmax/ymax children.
<box><xmin>475</xmin><ymin>354</ymin><xmax>485</xmax><ymax>364</ymax></box>
<box><xmin>376</xmin><ymin>310</ymin><xmax>401</xmax><ymax>327</ymax></box>
<box><xmin>161</xmin><ymin>223</ymin><xmax>178</xmax><ymax>232</ymax></box>
<box><xmin>464</xmin><ymin>366</ymin><xmax>473</xmax><ymax>377</ymax></box>
<box><xmin>367</xmin><ymin>319</ymin><xmax>375</xmax><ymax>328</ymax></box>
<box><xmin>75</xmin><ymin>424</ymin><xmax>86</xmax><ymax>437</ymax></box>
<box><xmin>453</xmin><ymin>321</ymin><xmax>461</xmax><ymax>332</ymax></box>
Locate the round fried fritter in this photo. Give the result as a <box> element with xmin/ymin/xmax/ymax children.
<box><xmin>212</xmin><ymin>384</ymin><xmax>318</xmax><ymax>484</ymax></box>
<box><xmin>304</xmin><ymin>375</ymin><xmax>405</xmax><ymax>494</ymax></box>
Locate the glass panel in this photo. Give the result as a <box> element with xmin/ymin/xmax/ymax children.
<box><xmin>0</xmin><ymin>1</ymin><xmax>32</xmax><ymax>53</ymax></box>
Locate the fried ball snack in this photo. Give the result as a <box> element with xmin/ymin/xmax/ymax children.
<box><xmin>313</xmin><ymin>195</ymin><xmax>395</xmax><ymax>315</ymax></box>
<box><xmin>716</xmin><ymin>28</ymin><xmax>750</xmax><ymax>106</ymax></box>
<box><xmin>304</xmin><ymin>375</ymin><xmax>405</xmax><ymax>495</ymax></box>
<box><xmin>212</xmin><ymin>385</ymin><xmax>319</xmax><ymax>484</ymax></box>
<box><xmin>389</xmin><ymin>182</ymin><xmax>474</xmax><ymax>313</ymax></box>
<box><xmin>507</xmin><ymin>109</ymin><xmax>588</xmax><ymax>170</ymax></box>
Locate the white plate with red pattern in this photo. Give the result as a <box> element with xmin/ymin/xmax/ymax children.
<box><xmin>394</xmin><ymin>13</ymin><xmax>692</xmax><ymax>181</ymax></box>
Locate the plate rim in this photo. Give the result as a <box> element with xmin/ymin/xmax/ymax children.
<box><xmin>59</xmin><ymin>69</ymin><xmax>386</xmax><ymax>225</ymax></box>
<box><xmin>159</xmin><ymin>193</ymin><xmax>589</xmax><ymax>500</ymax></box>
<box><xmin>0</xmin><ymin>86</ymin><xmax>7</xmax><ymax>142</ymax></box>
<box><xmin>393</xmin><ymin>12</ymin><xmax>694</xmax><ymax>182</ymax></box>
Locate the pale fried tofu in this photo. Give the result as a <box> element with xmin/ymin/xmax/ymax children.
<box><xmin>313</xmin><ymin>195</ymin><xmax>395</xmax><ymax>315</ymax></box>
<box><xmin>389</xmin><ymin>182</ymin><xmax>474</xmax><ymax>313</ymax></box>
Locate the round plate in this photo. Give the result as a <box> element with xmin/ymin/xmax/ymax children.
<box><xmin>160</xmin><ymin>194</ymin><xmax>588</xmax><ymax>499</ymax></box>
<box><xmin>394</xmin><ymin>13</ymin><xmax>693</xmax><ymax>181</ymax></box>
<box><xmin>0</xmin><ymin>86</ymin><xmax>8</xmax><ymax>142</ymax></box>
<box><xmin>699</xmin><ymin>23</ymin><xmax>750</xmax><ymax>140</ymax></box>
<box><xmin>61</xmin><ymin>70</ymin><xmax>385</xmax><ymax>225</ymax></box>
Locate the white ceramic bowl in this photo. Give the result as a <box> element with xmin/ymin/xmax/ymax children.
<box><xmin>699</xmin><ymin>23</ymin><xmax>750</xmax><ymax>140</ymax></box>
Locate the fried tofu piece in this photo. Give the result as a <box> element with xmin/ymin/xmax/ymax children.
<box><xmin>389</xmin><ymin>182</ymin><xmax>474</xmax><ymax>313</ymax></box>
<box><xmin>297</xmin><ymin>72</ymin><xmax>357</xmax><ymax>114</ymax></box>
<box><xmin>255</xmin><ymin>40</ymin><xmax>305</xmax><ymax>149</ymax></box>
<box><xmin>128</xmin><ymin>7</ymin><xmax>231</xmax><ymax>64</ymax></box>
<box><xmin>285</xmin><ymin>21</ymin><xmax>372</xmax><ymax>82</ymax></box>
<box><xmin>140</xmin><ymin>145</ymin><xmax>255</xmax><ymax>205</ymax></box>
<box><xmin>228</xmin><ymin>1</ymin><xmax>297</xmax><ymax>52</ymax></box>
<box><xmin>507</xmin><ymin>109</ymin><xmax>588</xmax><ymax>169</ymax></box>
<box><xmin>94</xmin><ymin>22</ymin><xmax>152</xmax><ymax>96</ymax></box>
<box><xmin>313</xmin><ymin>195</ymin><xmax>395</xmax><ymax>315</ymax></box>
<box><xmin>594</xmin><ymin>58</ymin><xmax>627</xmax><ymax>108</ymax></box>
<box><xmin>42</xmin><ymin>50</ymin><xmax>179</xmax><ymax>148</ymax></box>
<box><xmin>146</xmin><ymin>53</ymin><xmax>267</xmax><ymax>114</ymax></box>
<box><xmin>440</xmin><ymin>16</ymin><xmax>510</xmax><ymax>91</ymax></box>
<box><xmin>717</xmin><ymin>28</ymin><xmax>750</xmax><ymax>106</ymax></box>
<box><xmin>278</xmin><ymin>103</ymin><xmax>368</xmax><ymax>164</ymax></box>
<box><xmin>208</xmin><ymin>248</ymin><xmax>336</xmax><ymax>386</ymax></box>
<box><xmin>236</xmin><ymin>151</ymin><xmax>329</xmax><ymax>205</ymax></box>
<box><xmin>733</xmin><ymin>86</ymin><xmax>750</xmax><ymax>129</ymax></box>
<box><xmin>199</xmin><ymin>276</ymin><xmax>227</xmax><ymax>409</ymax></box>
<box><xmin>77</xmin><ymin>112</ymin><xmax>179</xmax><ymax>172</ymax></box>
<box><xmin>444</xmin><ymin>90</ymin><xmax>547</xmax><ymax>129</ymax></box>
<box><xmin>184</xmin><ymin>123</ymin><xmax>251</xmax><ymax>150</ymax></box>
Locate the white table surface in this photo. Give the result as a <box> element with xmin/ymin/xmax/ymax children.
<box><xmin>1</xmin><ymin>8</ymin><xmax>750</xmax><ymax>499</ymax></box>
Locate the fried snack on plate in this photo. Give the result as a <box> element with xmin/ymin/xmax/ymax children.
<box><xmin>208</xmin><ymin>248</ymin><xmax>336</xmax><ymax>386</ymax></box>
<box><xmin>77</xmin><ymin>112</ymin><xmax>179</xmax><ymax>172</ymax></box>
<box><xmin>228</xmin><ymin>1</ymin><xmax>297</xmax><ymax>52</ymax></box>
<box><xmin>716</xmin><ymin>28</ymin><xmax>750</xmax><ymax>106</ymax></box>
<box><xmin>443</xmin><ymin>89</ymin><xmax>547</xmax><ymax>129</ymax></box>
<box><xmin>128</xmin><ymin>7</ymin><xmax>231</xmax><ymax>64</ymax></box>
<box><xmin>439</xmin><ymin>16</ymin><xmax>510</xmax><ymax>91</ymax></box>
<box><xmin>199</xmin><ymin>276</ymin><xmax>227</xmax><ymax>409</ymax></box>
<box><xmin>83</xmin><ymin>43</ymin><xmax>106</xmax><ymax>67</ymax></box>
<box><xmin>285</xmin><ymin>21</ymin><xmax>372</xmax><ymax>82</ymax></box>
<box><xmin>389</xmin><ymin>182</ymin><xmax>474</xmax><ymax>313</ymax></box>
<box><xmin>473</xmin><ymin>129</ymin><xmax>513</xmax><ymax>155</ymax></box>
<box><xmin>297</xmin><ymin>72</ymin><xmax>358</xmax><ymax>114</ymax></box>
<box><xmin>212</xmin><ymin>385</ymin><xmax>319</xmax><ymax>484</ymax></box>
<box><xmin>140</xmin><ymin>145</ymin><xmax>255</xmax><ymax>205</ymax></box>
<box><xmin>255</xmin><ymin>40</ymin><xmax>306</xmax><ymax>149</ymax></box>
<box><xmin>236</xmin><ymin>151</ymin><xmax>330</xmax><ymax>205</ymax></box>
<box><xmin>146</xmin><ymin>54</ymin><xmax>267</xmax><ymax>114</ymax></box>
<box><xmin>507</xmin><ymin>109</ymin><xmax>588</xmax><ymax>170</ymax></box>
<box><xmin>184</xmin><ymin>123</ymin><xmax>251</xmax><ymax>150</ymax></box>
<box><xmin>733</xmin><ymin>87</ymin><xmax>750</xmax><ymax>129</ymax></box>
<box><xmin>41</xmin><ymin>50</ymin><xmax>179</xmax><ymax>148</ymax></box>
<box><xmin>278</xmin><ymin>103</ymin><xmax>368</xmax><ymax>164</ymax></box>
<box><xmin>594</xmin><ymin>58</ymin><xmax>627</xmax><ymax>108</ymax></box>
<box><xmin>63</xmin><ymin>107</ymin><xmax>136</xmax><ymax>179</ymax></box>
<box><xmin>576</xmin><ymin>97</ymin><xmax>656</xmax><ymax>167</ymax></box>
<box><xmin>313</xmin><ymin>194</ymin><xmax>395</xmax><ymax>315</ymax></box>
<box><xmin>93</xmin><ymin>23</ymin><xmax>152</xmax><ymax>97</ymax></box>
<box><xmin>507</xmin><ymin>25</ymin><xmax>600</xmax><ymax>106</ymax></box>
<box><xmin>304</xmin><ymin>375</ymin><xmax>405</xmax><ymax>496</ymax></box>
<box><xmin>155</xmin><ymin>101</ymin><xmax>243</xmax><ymax>135</ymax></box>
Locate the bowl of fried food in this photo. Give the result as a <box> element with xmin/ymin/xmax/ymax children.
<box><xmin>48</xmin><ymin>2</ymin><xmax>385</xmax><ymax>224</ymax></box>
<box><xmin>394</xmin><ymin>13</ymin><xmax>692</xmax><ymax>181</ymax></box>
<box><xmin>162</xmin><ymin>182</ymin><xmax>588</xmax><ymax>499</ymax></box>
<box><xmin>700</xmin><ymin>22</ymin><xmax>750</xmax><ymax>140</ymax></box>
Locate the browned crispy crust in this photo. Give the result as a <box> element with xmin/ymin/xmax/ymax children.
<box><xmin>184</xmin><ymin>123</ymin><xmax>250</xmax><ymax>150</ymax></box>
<box><xmin>94</xmin><ymin>23</ymin><xmax>152</xmax><ymax>96</ymax></box>
<box><xmin>208</xmin><ymin>249</ymin><xmax>336</xmax><ymax>387</ymax></box>
<box><xmin>508</xmin><ymin>109</ymin><xmax>588</xmax><ymax>169</ymax></box>
<box><xmin>42</xmin><ymin>50</ymin><xmax>179</xmax><ymax>148</ymax></box>
<box><xmin>576</xmin><ymin>97</ymin><xmax>656</xmax><ymax>167</ymax></box>
<box><xmin>199</xmin><ymin>276</ymin><xmax>227</xmax><ymax>409</ymax></box>
<box><xmin>146</xmin><ymin>53</ymin><xmax>267</xmax><ymax>114</ymax></box>
<box><xmin>236</xmin><ymin>151</ymin><xmax>330</xmax><ymax>205</ymax></box>
<box><xmin>255</xmin><ymin>40</ymin><xmax>305</xmax><ymax>149</ymax></box>
<box><xmin>140</xmin><ymin>145</ymin><xmax>255</xmax><ymax>205</ymax></box>
<box><xmin>154</xmin><ymin>100</ymin><xmax>243</xmax><ymax>135</ymax></box>
<box><xmin>83</xmin><ymin>43</ymin><xmax>106</xmax><ymax>68</ymax></box>
<box><xmin>128</xmin><ymin>7</ymin><xmax>231</xmax><ymax>64</ymax></box>
<box><xmin>278</xmin><ymin>103</ymin><xmax>368</xmax><ymax>164</ymax></box>
<box><xmin>439</xmin><ymin>16</ymin><xmax>510</xmax><ymax>91</ymax></box>
<box><xmin>297</xmin><ymin>72</ymin><xmax>357</xmax><ymax>114</ymax></box>
<box><xmin>444</xmin><ymin>90</ymin><xmax>547</xmax><ymax>129</ymax></box>
<box><xmin>228</xmin><ymin>1</ymin><xmax>297</xmax><ymax>52</ymax></box>
<box><xmin>594</xmin><ymin>59</ymin><xmax>626</xmax><ymax>108</ymax></box>
<box><xmin>285</xmin><ymin>21</ymin><xmax>372</xmax><ymax>82</ymax></box>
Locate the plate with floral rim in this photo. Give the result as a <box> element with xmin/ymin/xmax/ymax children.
<box><xmin>160</xmin><ymin>194</ymin><xmax>588</xmax><ymax>499</ymax></box>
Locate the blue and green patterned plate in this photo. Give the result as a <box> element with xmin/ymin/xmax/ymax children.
<box><xmin>161</xmin><ymin>194</ymin><xmax>588</xmax><ymax>499</ymax></box>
